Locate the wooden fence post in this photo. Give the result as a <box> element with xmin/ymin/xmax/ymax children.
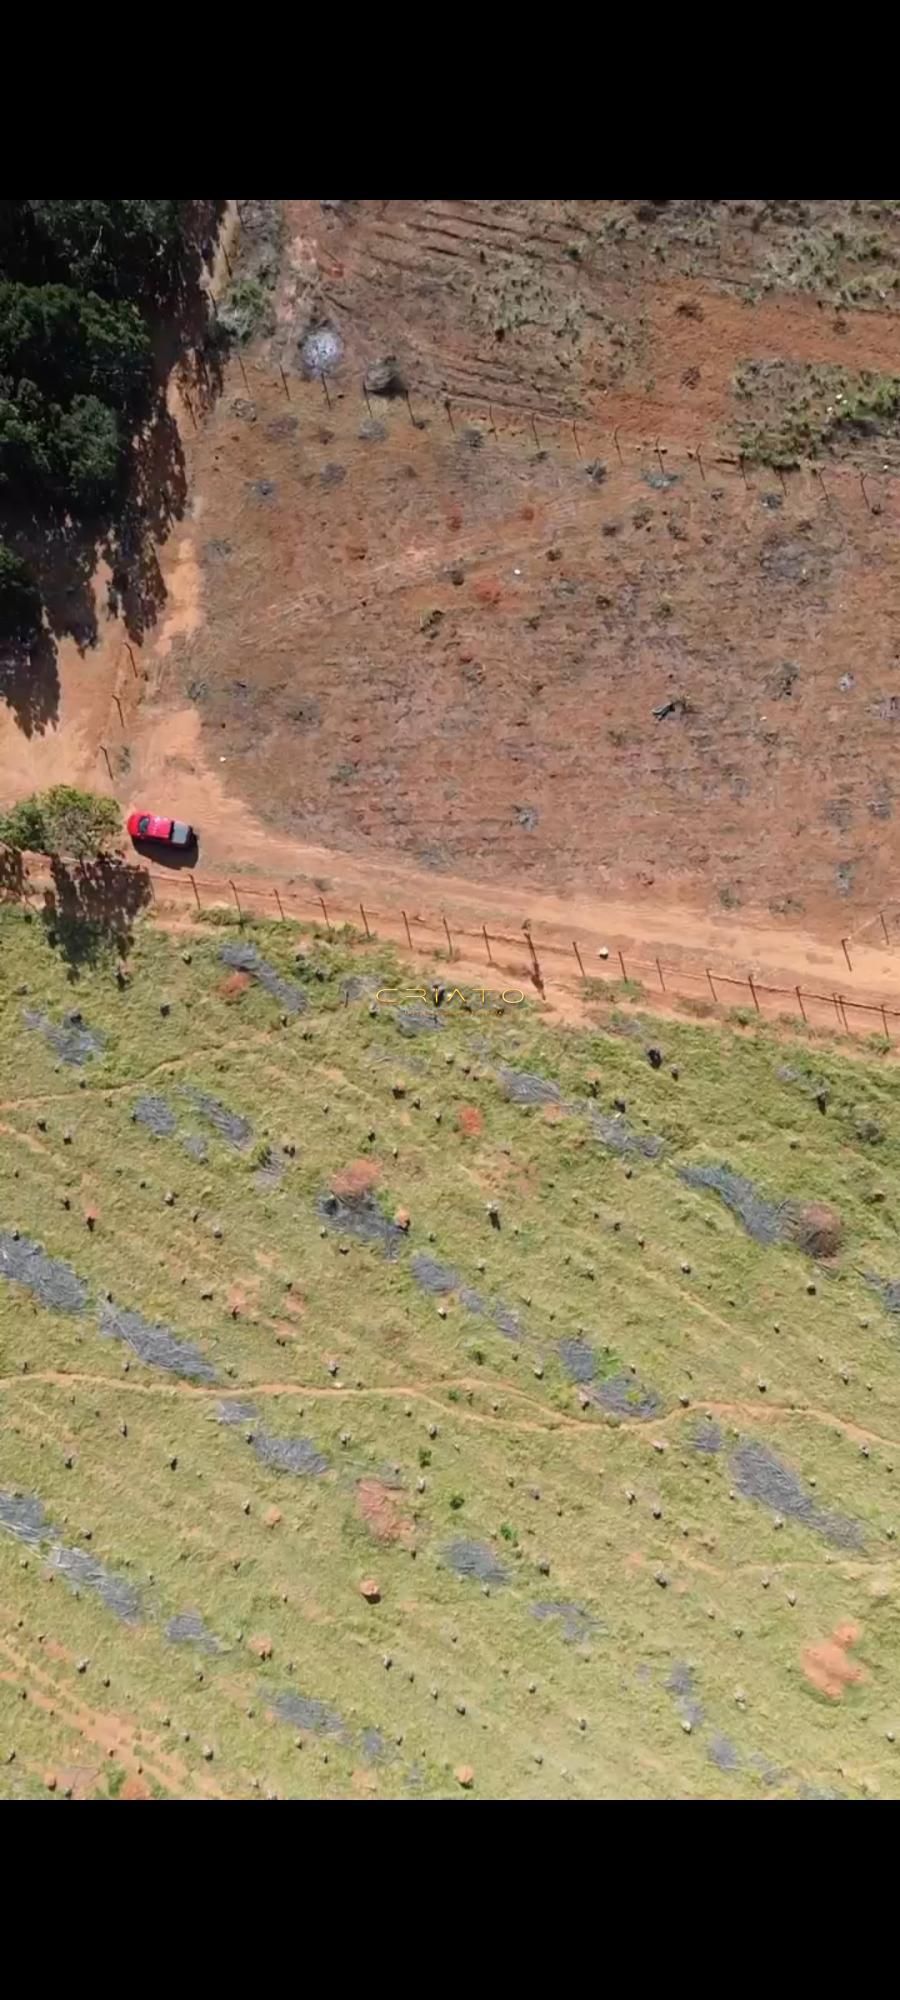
<box><xmin>656</xmin><ymin>957</ymin><xmax>666</xmax><ymax>993</ymax></box>
<box><xmin>881</xmin><ymin>911</ymin><xmax>890</xmax><ymax>947</ymax></box>
<box><xmin>483</xmin><ymin>923</ymin><xmax>494</xmax><ymax>966</ymax></box>
<box><xmin>796</xmin><ymin>985</ymin><xmax>807</xmax><ymax>1022</ymax></box>
<box><xmin>230</xmin><ymin>879</ymin><xmax>242</xmax><ymax>922</ymax></box>
<box><xmin>100</xmin><ymin>744</ymin><xmax>113</xmax><ymax>781</ymax></box>
<box><xmin>274</xmin><ymin>887</ymin><xmax>285</xmax><ymax>921</ymax></box>
<box><xmin>319</xmin><ymin>894</ymin><xmax>331</xmax><ymax>930</ymax></box>
<box><xmin>618</xmin><ymin>949</ymin><xmax>627</xmax><ymax>982</ymax></box>
<box><xmin>360</xmin><ymin>902</ymin><xmax>371</xmax><ymax>939</ymax></box>
<box><xmin>881</xmin><ymin>1004</ymin><xmax>890</xmax><ymax>1040</ymax></box>
<box><xmin>832</xmin><ymin>993</ymin><xmax>843</xmax><ymax>1028</ymax></box>
<box><xmin>747</xmin><ymin>972</ymin><xmax>760</xmax><ymax>1014</ymax></box>
<box><xmin>402</xmin><ymin>910</ymin><xmax>413</xmax><ymax>951</ymax></box>
<box><xmin>442</xmin><ymin>915</ymin><xmax>454</xmax><ymax>960</ymax></box>
<box><xmin>190</xmin><ymin>873</ymin><xmax>201</xmax><ymax>912</ymax></box>
<box><xmin>841</xmin><ymin>937</ymin><xmax>853</xmax><ymax>973</ymax></box>
<box><xmin>706</xmin><ymin>968</ymin><xmax>717</xmax><ymax>1002</ymax></box>
<box><xmin>573</xmin><ymin>940</ymin><xmax>586</xmax><ymax>978</ymax></box>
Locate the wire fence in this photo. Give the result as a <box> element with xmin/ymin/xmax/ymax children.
<box><xmin>184</xmin><ymin>340</ymin><xmax>900</xmax><ymax>523</ymax></box>
<box><xmin>130</xmin><ymin>863</ymin><xmax>899</xmax><ymax>1043</ymax></box>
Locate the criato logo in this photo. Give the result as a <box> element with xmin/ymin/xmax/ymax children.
<box><xmin>374</xmin><ymin>987</ymin><xmax>525</xmax><ymax>1006</ymax></box>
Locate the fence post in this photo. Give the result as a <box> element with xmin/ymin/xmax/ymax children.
<box><xmin>402</xmin><ymin>910</ymin><xmax>413</xmax><ymax>952</ymax></box>
<box><xmin>190</xmin><ymin>873</ymin><xmax>201</xmax><ymax>912</ymax></box>
<box><xmin>113</xmin><ymin>695</ymin><xmax>125</xmax><ymax>729</ymax></box>
<box><xmin>359</xmin><ymin>902</ymin><xmax>371</xmax><ymax>939</ymax></box>
<box><xmin>881</xmin><ymin>911</ymin><xmax>890</xmax><ymax>947</ymax></box>
<box><xmin>274</xmin><ymin>887</ymin><xmax>285</xmax><ymax>922</ymax></box>
<box><xmin>100</xmin><ymin>744</ymin><xmax>113</xmax><ymax>781</ymax></box>
<box><xmin>881</xmin><ymin>1005</ymin><xmax>890</xmax><ymax>1041</ymax></box>
<box><xmin>573</xmin><ymin>940</ymin><xmax>586</xmax><ymax>978</ymax></box>
<box><xmin>524</xmin><ymin>927</ymin><xmax>543</xmax><ymax>991</ymax></box>
<box><xmin>279</xmin><ymin>364</ymin><xmax>290</xmax><ymax>401</ymax></box>
<box><xmin>706</xmin><ymin>968</ymin><xmax>717</xmax><ymax>1002</ymax></box>
<box><xmin>656</xmin><ymin>957</ymin><xmax>666</xmax><ymax>994</ymax></box>
<box><xmin>125</xmin><ymin>643</ymin><xmax>139</xmax><ymax>678</ymax></box>
<box><xmin>230</xmin><ymin>879</ymin><xmax>242</xmax><ymax>922</ymax></box>
<box><xmin>483</xmin><ymin>923</ymin><xmax>494</xmax><ymax>966</ymax></box>
<box><xmin>832</xmin><ymin>993</ymin><xmax>843</xmax><ymax>1029</ymax></box>
<box><xmin>796</xmin><ymin>985</ymin><xmax>807</xmax><ymax>1023</ymax></box>
<box><xmin>319</xmin><ymin>894</ymin><xmax>331</xmax><ymax>930</ymax></box>
<box><xmin>442</xmin><ymin>915</ymin><xmax>454</xmax><ymax>960</ymax></box>
<box><xmin>841</xmin><ymin>937</ymin><xmax>853</xmax><ymax>974</ymax></box>
<box><xmin>617</xmin><ymin>949</ymin><xmax>627</xmax><ymax>983</ymax></box>
<box><xmin>747</xmin><ymin>972</ymin><xmax>760</xmax><ymax>1014</ymax></box>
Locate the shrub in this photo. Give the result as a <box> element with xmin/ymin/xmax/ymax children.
<box><xmin>0</xmin><ymin>785</ymin><xmax>120</xmax><ymax>858</ymax></box>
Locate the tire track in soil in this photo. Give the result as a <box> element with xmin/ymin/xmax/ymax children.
<box><xmin>0</xmin><ymin>1368</ymin><xmax>895</xmax><ymax>1456</ymax></box>
<box><xmin>0</xmin><ymin>1630</ymin><xmax>225</xmax><ymax>1798</ymax></box>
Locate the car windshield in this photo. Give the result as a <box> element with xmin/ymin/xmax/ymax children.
<box><xmin>138</xmin><ymin>815</ymin><xmax>150</xmax><ymax>836</ymax></box>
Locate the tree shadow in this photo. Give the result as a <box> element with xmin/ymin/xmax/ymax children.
<box><xmin>0</xmin><ymin>199</ymin><xmax>230</xmax><ymax>728</ymax></box>
<box><xmin>40</xmin><ymin>854</ymin><xmax>152</xmax><ymax>980</ymax></box>
<box><xmin>0</xmin><ymin>841</ymin><xmax>26</xmax><ymax>902</ymax></box>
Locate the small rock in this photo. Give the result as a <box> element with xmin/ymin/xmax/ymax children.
<box><xmin>360</xmin><ymin>1578</ymin><xmax>381</xmax><ymax>1603</ymax></box>
<box><xmin>455</xmin><ymin>1764</ymin><xmax>474</xmax><ymax>1788</ymax></box>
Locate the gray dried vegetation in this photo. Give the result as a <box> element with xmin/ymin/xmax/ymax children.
<box><xmin>0</xmin><ymin>1231</ymin><xmax>88</xmax><ymax>1314</ymax></box>
<box><xmin>98</xmin><ymin>1300</ymin><xmax>218</xmax><ymax>1383</ymax></box>
<box><xmin>219</xmin><ymin>941</ymin><xmax>307</xmax><ymax>1013</ymax></box>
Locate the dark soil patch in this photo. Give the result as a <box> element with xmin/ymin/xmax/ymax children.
<box><xmin>498</xmin><ymin>1066</ymin><xmax>562</xmax><ymax>1106</ymax></box>
<box><xmin>48</xmin><ymin>1544</ymin><xmax>142</xmax><ymax>1623</ymax></box>
<box><xmin>588</xmin><ymin>1109</ymin><xmax>664</xmax><ymax>1159</ymax></box>
<box><xmin>591</xmin><ymin>1374</ymin><xmax>663</xmax><ymax>1420</ymax></box>
<box><xmin>98</xmin><ymin>1299</ymin><xmax>218</xmax><ymax>1383</ymax></box>
<box><xmin>133</xmin><ymin>1095</ymin><xmax>177</xmax><ymax>1138</ymax></box>
<box><xmin>252</xmin><ymin>1430</ymin><xmax>329</xmax><ymax>1477</ymax></box>
<box><xmin>216</xmin><ymin>1399</ymin><xmax>259</xmax><ymax>1426</ymax></box>
<box><xmin>394</xmin><ymin>1005</ymin><xmax>445</xmax><ymax>1036</ymax></box>
<box><xmin>0</xmin><ymin>1231</ymin><xmax>89</xmax><ymax>1314</ymax></box>
<box><xmin>691</xmin><ymin>1417</ymin><xmax>724</xmax><ymax>1453</ymax></box>
<box><xmin>181</xmin><ymin>1087</ymin><xmax>253</xmax><ymax>1150</ymax></box>
<box><xmin>442</xmin><ymin>1539</ymin><xmax>509</xmax><ymax>1586</ymax></box>
<box><xmin>166</xmin><ymin>1611</ymin><xmax>225</xmax><ymax>1653</ymax></box>
<box><xmin>707</xmin><ymin>1734</ymin><xmax>742</xmax><ymax>1771</ymax></box>
<box><xmin>269</xmin><ymin>1689</ymin><xmax>346</xmax><ymax>1736</ymax></box>
<box><xmin>1</xmin><ymin>1501</ymin><xmax>141</xmax><ymax>1623</ymax></box>
<box><xmin>865</xmin><ymin>1273</ymin><xmax>900</xmax><ymax>1314</ymax></box>
<box><xmin>678</xmin><ymin>1162</ymin><xmax>783</xmax><ymax>1245</ymax></box>
<box><xmin>531</xmin><ymin>1601</ymin><xmax>597</xmax><ymax>1643</ymax></box>
<box><xmin>219</xmin><ymin>940</ymin><xmax>307</xmax><ymax>1013</ymax></box>
<box><xmin>411</xmin><ymin>1252</ymin><xmax>460</xmax><ymax>1294</ymax></box>
<box><xmin>23</xmin><ymin>1008</ymin><xmax>105</xmax><ymax>1066</ymax></box>
<box><xmin>318</xmin><ymin>1190</ymin><xmax>405</xmax><ymax>1257</ymax></box>
<box><xmin>665</xmin><ymin>1662</ymin><xmax>704</xmax><ymax>1728</ymax></box>
<box><xmin>558</xmin><ymin>1337</ymin><xmax>599</xmax><ymax>1384</ymax></box>
<box><xmin>0</xmin><ymin>1492</ymin><xmax>52</xmax><ymax>1547</ymax></box>
<box><xmin>730</xmin><ymin>1440</ymin><xmax>864</xmax><ymax>1548</ymax></box>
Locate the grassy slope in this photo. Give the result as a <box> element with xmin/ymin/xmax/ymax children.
<box><xmin>1</xmin><ymin>907</ymin><xmax>899</xmax><ymax>1799</ymax></box>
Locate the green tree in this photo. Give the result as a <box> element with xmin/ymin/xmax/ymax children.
<box><xmin>56</xmin><ymin>396</ymin><xmax>121</xmax><ymax>508</ymax></box>
<box><xmin>0</xmin><ymin>785</ymin><xmax>120</xmax><ymax>857</ymax></box>
<box><xmin>0</xmin><ymin>539</ymin><xmax>41</xmax><ymax>641</ymax></box>
<box><xmin>0</xmin><ymin>282</ymin><xmax>151</xmax><ymax>408</ymax></box>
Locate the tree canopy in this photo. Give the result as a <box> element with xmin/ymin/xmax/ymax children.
<box><xmin>0</xmin><ymin>784</ymin><xmax>121</xmax><ymax>857</ymax></box>
<box><xmin>0</xmin><ymin>200</ymin><xmax>206</xmax><ymax>653</ymax></box>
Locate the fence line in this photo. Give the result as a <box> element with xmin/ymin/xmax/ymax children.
<box><xmin>131</xmin><ymin>865</ymin><xmax>900</xmax><ymax>1042</ymax></box>
<box><xmin>4</xmin><ymin>849</ymin><xmax>898</xmax><ymax>1040</ymax></box>
<box><xmin>195</xmin><ymin>345</ymin><xmax>900</xmax><ymax>523</ymax></box>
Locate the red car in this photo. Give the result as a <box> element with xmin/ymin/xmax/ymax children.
<box><xmin>127</xmin><ymin>810</ymin><xmax>196</xmax><ymax>849</ymax></box>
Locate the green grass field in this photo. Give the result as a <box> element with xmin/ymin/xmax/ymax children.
<box><xmin>1</xmin><ymin>905</ymin><xmax>899</xmax><ymax>1798</ymax></box>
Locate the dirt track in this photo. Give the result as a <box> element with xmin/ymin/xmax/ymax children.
<box><xmin>2</xmin><ymin>199</ymin><xmax>900</xmax><ymax>1029</ymax></box>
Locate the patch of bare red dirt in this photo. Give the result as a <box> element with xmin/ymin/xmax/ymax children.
<box><xmin>356</xmin><ymin>1479</ymin><xmax>416</xmax><ymax>1548</ymax></box>
<box><xmin>456</xmin><ymin>1105</ymin><xmax>484</xmax><ymax>1138</ymax></box>
<box><xmin>220</xmin><ymin>970</ymin><xmax>251</xmax><ymax>1002</ymax></box>
<box><xmin>802</xmin><ymin>1621</ymin><xmax>868</xmax><ymax>1699</ymax></box>
<box><xmin>331</xmin><ymin>1158</ymin><xmax>381</xmax><ymax>1199</ymax></box>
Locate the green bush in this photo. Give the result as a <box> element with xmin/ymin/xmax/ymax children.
<box><xmin>0</xmin><ymin>785</ymin><xmax>120</xmax><ymax>858</ymax></box>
